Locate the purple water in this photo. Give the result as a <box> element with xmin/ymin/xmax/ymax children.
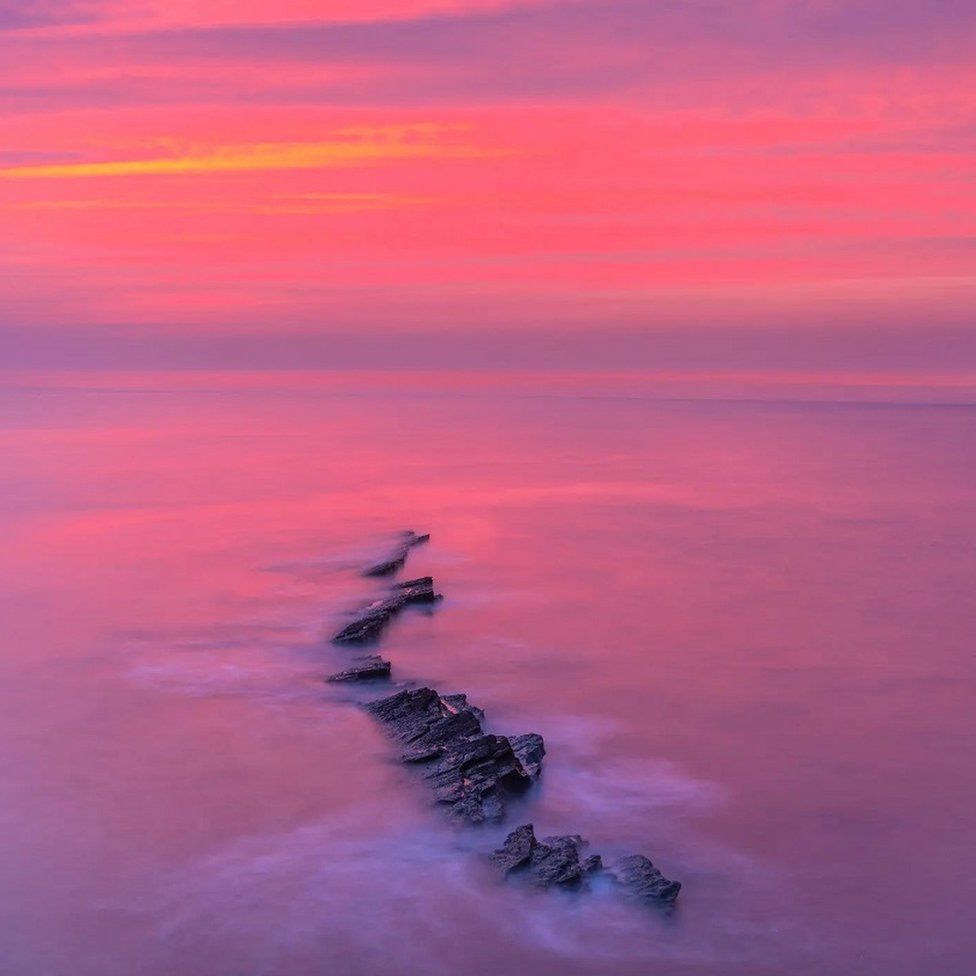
<box><xmin>2</xmin><ymin>371</ymin><xmax>974</xmax><ymax>975</ymax></box>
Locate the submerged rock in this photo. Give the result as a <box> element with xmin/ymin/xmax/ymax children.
<box><xmin>581</xmin><ymin>854</ymin><xmax>604</xmax><ymax>875</ymax></box>
<box><xmin>611</xmin><ymin>854</ymin><xmax>682</xmax><ymax>903</ymax></box>
<box><xmin>326</xmin><ymin>656</ymin><xmax>391</xmax><ymax>682</ymax></box>
<box><xmin>363</xmin><ymin>531</ymin><xmax>430</xmax><ymax>577</ymax></box>
<box><xmin>332</xmin><ymin>577</ymin><xmax>440</xmax><ymax>644</ymax></box>
<box><xmin>490</xmin><ymin>823</ymin><xmax>586</xmax><ymax>886</ymax></box>
<box><xmin>489</xmin><ymin>823</ymin><xmax>537</xmax><ymax>874</ymax></box>
<box><xmin>531</xmin><ymin>834</ymin><xmax>588</xmax><ymax>886</ymax></box>
<box><xmin>364</xmin><ymin>687</ymin><xmax>545</xmax><ymax>823</ymax></box>
<box><xmin>491</xmin><ymin>824</ymin><xmax>681</xmax><ymax>902</ymax></box>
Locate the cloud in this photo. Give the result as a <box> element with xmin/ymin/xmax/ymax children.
<box><xmin>0</xmin><ymin>0</ymin><xmax>973</xmax><ymax>343</ymax></box>
<box><xmin>0</xmin><ymin>125</ymin><xmax>493</xmax><ymax>179</ymax></box>
<box><xmin>0</xmin><ymin>0</ymin><xmax>107</xmax><ymax>30</ymax></box>
<box><xmin>0</xmin><ymin>0</ymin><xmax>558</xmax><ymax>33</ymax></box>
<box><xmin>9</xmin><ymin>192</ymin><xmax>432</xmax><ymax>213</ymax></box>
<box><xmin>14</xmin><ymin>0</ymin><xmax>976</xmax><ymax>69</ymax></box>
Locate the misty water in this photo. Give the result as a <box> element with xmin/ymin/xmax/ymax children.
<box><xmin>2</xmin><ymin>372</ymin><xmax>974</xmax><ymax>975</ymax></box>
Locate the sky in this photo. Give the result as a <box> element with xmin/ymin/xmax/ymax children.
<box><xmin>1</xmin><ymin>0</ymin><xmax>974</xmax><ymax>370</ymax></box>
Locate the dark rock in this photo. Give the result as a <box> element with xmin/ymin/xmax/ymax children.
<box><xmin>332</xmin><ymin>577</ymin><xmax>441</xmax><ymax>644</ymax></box>
<box><xmin>610</xmin><ymin>854</ymin><xmax>682</xmax><ymax>903</ymax></box>
<box><xmin>509</xmin><ymin>733</ymin><xmax>545</xmax><ymax>778</ymax></box>
<box><xmin>581</xmin><ymin>854</ymin><xmax>603</xmax><ymax>875</ymax></box>
<box><xmin>400</xmin><ymin>709</ymin><xmax>483</xmax><ymax>761</ymax></box>
<box><xmin>532</xmin><ymin>834</ymin><xmax>586</xmax><ymax>886</ymax></box>
<box><xmin>393</xmin><ymin>577</ymin><xmax>439</xmax><ymax>603</ymax></box>
<box><xmin>364</xmin><ymin>688</ymin><xmax>544</xmax><ymax>823</ymax></box>
<box><xmin>421</xmin><ymin>733</ymin><xmax>528</xmax><ymax>823</ymax></box>
<box><xmin>439</xmin><ymin>693</ymin><xmax>485</xmax><ymax>724</ymax></box>
<box><xmin>492</xmin><ymin>825</ymin><xmax>680</xmax><ymax>902</ymax></box>
<box><xmin>490</xmin><ymin>824</ymin><xmax>585</xmax><ymax>886</ymax></box>
<box><xmin>363</xmin><ymin>531</ymin><xmax>430</xmax><ymax>577</ymax></box>
<box><xmin>490</xmin><ymin>823</ymin><xmax>537</xmax><ymax>874</ymax></box>
<box><xmin>326</xmin><ymin>656</ymin><xmax>391</xmax><ymax>683</ymax></box>
<box><xmin>364</xmin><ymin>686</ymin><xmax>443</xmax><ymax>737</ymax></box>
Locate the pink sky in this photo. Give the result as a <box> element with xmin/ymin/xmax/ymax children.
<box><xmin>1</xmin><ymin>0</ymin><xmax>974</xmax><ymax>368</ymax></box>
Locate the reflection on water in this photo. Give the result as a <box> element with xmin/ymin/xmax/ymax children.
<box><xmin>1</xmin><ymin>372</ymin><xmax>974</xmax><ymax>975</ymax></box>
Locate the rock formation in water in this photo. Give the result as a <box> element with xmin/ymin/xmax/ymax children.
<box><xmin>490</xmin><ymin>823</ymin><xmax>681</xmax><ymax>902</ymax></box>
<box><xmin>332</xmin><ymin>577</ymin><xmax>440</xmax><ymax>644</ymax></box>
<box><xmin>364</xmin><ymin>687</ymin><xmax>545</xmax><ymax>823</ymax></box>
<box><xmin>363</xmin><ymin>531</ymin><xmax>430</xmax><ymax>577</ymax></box>
<box><xmin>327</xmin><ymin>531</ymin><xmax>682</xmax><ymax>903</ymax></box>
<box><xmin>611</xmin><ymin>853</ymin><xmax>683</xmax><ymax>903</ymax></box>
<box><xmin>326</xmin><ymin>655</ymin><xmax>392</xmax><ymax>682</ymax></box>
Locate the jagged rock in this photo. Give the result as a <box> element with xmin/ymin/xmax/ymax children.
<box><xmin>491</xmin><ymin>824</ymin><xmax>680</xmax><ymax>902</ymax></box>
<box><xmin>489</xmin><ymin>823</ymin><xmax>537</xmax><ymax>874</ymax></box>
<box><xmin>364</xmin><ymin>687</ymin><xmax>544</xmax><ymax>823</ymax></box>
<box><xmin>490</xmin><ymin>824</ymin><xmax>585</xmax><ymax>886</ymax></box>
<box><xmin>581</xmin><ymin>854</ymin><xmax>603</xmax><ymax>874</ymax></box>
<box><xmin>363</xmin><ymin>531</ymin><xmax>430</xmax><ymax>577</ymax></box>
<box><xmin>611</xmin><ymin>854</ymin><xmax>682</xmax><ymax>903</ymax></box>
<box><xmin>326</xmin><ymin>656</ymin><xmax>391</xmax><ymax>682</ymax></box>
<box><xmin>333</xmin><ymin>530</ymin><xmax>685</xmax><ymax>903</ymax></box>
<box><xmin>509</xmin><ymin>733</ymin><xmax>545</xmax><ymax>778</ymax></box>
<box><xmin>421</xmin><ymin>733</ymin><xmax>528</xmax><ymax>822</ymax></box>
<box><xmin>332</xmin><ymin>577</ymin><xmax>440</xmax><ymax>644</ymax></box>
<box><xmin>533</xmin><ymin>834</ymin><xmax>587</xmax><ymax>886</ymax></box>
<box><xmin>400</xmin><ymin>710</ymin><xmax>484</xmax><ymax>761</ymax></box>
<box><xmin>440</xmin><ymin>694</ymin><xmax>485</xmax><ymax>724</ymax></box>
<box><xmin>363</xmin><ymin>686</ymin><xmax>448</xmax><ymax>740</ymax></box>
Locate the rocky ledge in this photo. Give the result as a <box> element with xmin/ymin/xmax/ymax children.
<box><xmin>365</xmin><ymin>687</ymin><xmax>545</xmax><ymax>823</ymax></box>
<box><xmin>332</xmin><ymin>577</ymin><xmax>440</xmax><ymax>644</ymax></box>
<box><xmin>327</xmin><ymin>655</ymin><xmax>392</xmax><ymax>682</ymax></box>
<box><xmin>363</xmin><ymin>530</ymin><xmax>430</xmax><ymax>577</ymax></box>
<box><xmin>491</xmin><ymin>823</ymin><xmax>681</xmax><ymax>903</ymax></box>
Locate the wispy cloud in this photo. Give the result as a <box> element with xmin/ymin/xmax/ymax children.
<box><xmin>0</xmin><ymin>126</ymin><xmax>491</xmax><ymax>179</ymax></box>
<box><xmin>3</xmin><ymin>0</ymin><xmax>556</xmax><ymax>34</ymax></box>
<box><xmin>0</xmin><ymin>0</ymin><xmax>973</xmax><ymax>351</ymax></box>
<box><xmin>10</xmin><ymin>192</ymin><xmax>433</xmax><ymax>213</ymax></box>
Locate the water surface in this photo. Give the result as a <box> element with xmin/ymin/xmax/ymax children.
<box><xmin>2</xmin><ymin>372</ymin><xmax>974</xmax><ymax>975</ymax></box>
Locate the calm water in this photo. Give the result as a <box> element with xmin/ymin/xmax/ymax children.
<box><xmin>1</xmin><ymin>372</ymin><xmax>974</xmax><ymax>976</ymax></box>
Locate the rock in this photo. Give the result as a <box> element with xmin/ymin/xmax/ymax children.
<box><xmin>491</xmin><ymin>824</ymin><xmax>680</xmax><ymax>902</ymax></box>
<box><xmin>363</xmin><ymin>686</ymin><xmax>446</xmax><ymax>739</ymax></box>
<box><xmin>363</xmin><ymin>531</ymin><xmax>430</xmax><ymax>577</ymax></box>
<box><xmin>490</xmin><ymin>823</ymin><xmax>537</xmax><ymax>874</ymax></box>
<box><xmin>364</xmin><ymin>687</ymin><xmax>544</xmax><ymax>823</ymax></box>
<box><xmin>393</xmin><ymin>577</ymin><xmax>439</xmax><ymax>603</ymax></box>
<box><xmin>532</xmin><ymin>834</ymin><xmax>586</xmax><ymax>886</ymax></box>
<box><xmin>581</xmin><ymin>854</ymin><xmax>604</xmax><ymax>875</ymax></box>
<box><xmin>490</xmin><ymin>824</ymin><xmax>585</xmax><ymax>886</ymax></box>
<box><xmin>332</xmin><ymin>577</ymin><xmax>441</xmax><ymax>644</ymax></box>
<box><xmin>334</xmin><ymin>529</ymin><xmax>685</xmax><ymax>904</ymax></box>
<box><xmin>509</xmin><ymin>733</ymin><xmax>545</xmax><ymax>778</ymax></box>
<box><xmin>326</xmin><ymin>656</ymin><xmax>391</xmax><ymax>682</ymax></box>
<box><xmin>400</xmin><ymin>708</ymin><xmax>483</xmax><ymax>761</ymax></box>
<box><xmin>421</xmin><ymin>733</ymin><xmax>528</xmax><ymax>823</ymax></box>
<box><xmin>439</xmin><ymin>693</ymin><xmax>485</xmax><ymax>724</ymax></box>
<box><xmin>610</xmin><ymin>854</ymin><xmax>682</xmax><ymax>903</ymax></box>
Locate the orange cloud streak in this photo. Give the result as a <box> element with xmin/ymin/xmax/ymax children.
<box><xmin>0</xmin><ymin>126</ymin><xmax>493</xmax><ymax>180</ymax></box>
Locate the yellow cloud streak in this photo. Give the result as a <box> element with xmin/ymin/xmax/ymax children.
<box><xmin>0</xmin><ymin>132</ymin><xmax>490</xmax><ymax>180</ymax></box>
<box><xmin>10</xmin><ymin>193</ymin><xmax>434</xmax><ymax>213</ymax></box>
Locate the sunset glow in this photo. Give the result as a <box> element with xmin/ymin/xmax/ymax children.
<box><xmin>1</xmin><ymin>1</ymin><xmax>974</xmax><ymax>359</ymax></box>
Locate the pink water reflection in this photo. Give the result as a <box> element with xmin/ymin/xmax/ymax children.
<box><xmin>1</xmin><ymin>372</ymin><xmax>974</xmax><ymax>975</ymax></box>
